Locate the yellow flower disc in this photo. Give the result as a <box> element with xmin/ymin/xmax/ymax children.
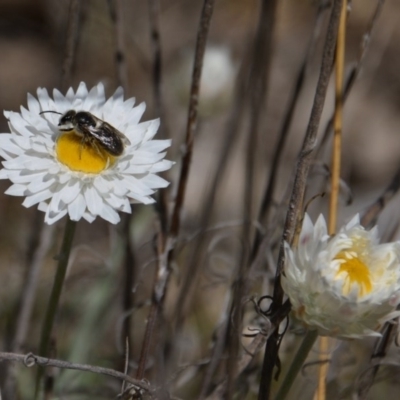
<box><xmin>335</xmin><ymin>250</ymin><xmax>372</xmax><ymax>297</ymax></box>
<box><xmin>56</xmin><ymin>133</ymin><xmax>115</xmax><ymax>174</ymax></box>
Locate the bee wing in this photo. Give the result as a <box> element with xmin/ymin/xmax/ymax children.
<box><xmin>85</xmin><ymin>123</ymin><xmax>130</xmax><ymax>156</ymax></box>
<box><xmin>102</xmin><ymin>122</ymin><xmax>131</xmax><ymax>146</ymax></box>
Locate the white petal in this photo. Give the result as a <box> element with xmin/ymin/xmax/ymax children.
<box><xmin>140</xmin><ymin>139</ymin><xmax>172</xmax><ymax>153</ymax></box>
<box><xmin>9</xmin><ymin>113</ymin><xmax>34</xmax><ymax>137</ymax></box>
<box><xmin>0</xmin><ymin>169</ymin><xmax>10</xmax><ymax>179</ymax></box>
<box><xmin>120</xmin><ymin>164</ymin><xmax>150</xmax><ymax>174</ymax></box>
<box><xmin>83</xmin><ymin>185</ymin><xmax>103</xmax><ymax>215</ymax></box>
<box><xmin>75</xmin><ymin>82</ymin><xmax>89</xmax><ymax>101</ymax></box>
<box><xmin>149</xmin><ymin>160</ymin><xmax>174</xmax><ymax>173</ymax></box>
<box><xmin>27</xmin><ymin>176</ymin><xmax>56</xmax><ymax>193</ymax></box>
<box><xmin>313</xmin><ymin>214</ymin><xmax>328</xmax><ymax>240</ymax></box>
<box><xmin>126</xmin><ymin>120</ymin><xmax>158</xmax><ymax>144</ymax></box>
<box><xmin>106</xmin><ymin>177</ymin><xmax>128</xmax><ymax>196</ymax></box>
<box><xmin>112</xmin><ymin>86</ymin><xmax>124</xmax><ymax>102</ymax></box>
<box><xmin>68</xmin><ymin>193</ymin><xmax>86</xmax><ymax>221</ymax></box>
<box><xmin>22</xmin><ymin>189</ymin><xmax>54</xmax><ymax>208</ymax></box>
<box><xmin>345</xmin><ymin>214</ymin><xmax>360</xmax><ymax>230</ymax></box>
<box><xmin>5</xmin><ymin>184</ymin><xmax>26</xmax><ymax>196</ymax></box>
<box><xmin>53</xmin><ymin>89</ymin><xmax>71</xmax><ymax>112</ymax></box>
<box><xmin>120</xmin><ymin>175</ymin><xmax>154</xmax><ymax>196</ymax></box>
<box><xmin>130</xmin><ymin>150</ymin><xmax>167</xmax><ymax>165</ymax></box>
<box><xmin>82</xmin><ymin>211</ymin><xmax>96</xmax><ymax>223</ymax></box>
<box><xmin>93</xmin><ymin>175</ymin><xmax>113</xmax><ymax>194</ymax></box>
<box><xmin>0</xmin><ymin>136</ymin><xmax>24</xmax><ymax>156</ymax></box>
<box><xmin>38</xmin><ymin>201</ymin><xmax>48</xmax><ymax>212</ymax></box>
<box><xmin>127</xmin><ymin>102</ymin><xmax>146</xmax><ymax>125</ymax></box>
<box><xmin>140</xmin><ymin>174</ymin><xmax>169</xmax><ymax>189</ymax></box>
<box><xmin>143</xmin><ymin>119</ymin><xmax>160</xmax><ymax>142</ymax></box>
<box><xmin>104</xmin><ymin>192</ymin><xmax>130</xmax><ymax>213</ymax></box>
<box><xmin>83</xmin><ymin>83</ymin><xmax>105</xmax><ymax>110</ymax></box>
<box><xmin>60</xmin><ymin>179</ymin><xmax>81</xmax><ymax>204</ymax></box>
<box><xmin>45</xmin><ymin>207</ymin><xmax>68</xmax><ymax>225</ymax></box>
<box><xmin>37</xmin><ymin>88</ymin><xmax>55</xmax><ymax>112</ymax></box>
<box><xmin>127</xmin><ymin>192</ymin><xmax>155</xmax><ymax>204</ymax></box>
<box><xmin>65</xmin><ymin>87</ymin><xmax>75</xmax><ymax>101</ymax></box>
<box><xmin>27</xmin><ymin>93</ymin><xmax>40</xmax><ymax>114</ymax></box>
<box><xmin>99</xmin><ymin>203</ymin><xmax>120</xmax><ymax>224</ymax></box>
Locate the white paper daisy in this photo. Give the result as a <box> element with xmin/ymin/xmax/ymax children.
<box><xmin>282</xmin><ymin>214</ymin><xmax>400</xmax><ymax>339</ymax></box>
<box><xmin>0</xmin><ymin>82</ymin><xmax>173</xmax><ymax>224</ymax></box>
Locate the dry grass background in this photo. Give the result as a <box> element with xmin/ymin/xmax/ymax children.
<box><xmin>0</xmin><ymin>0</ymin><xmax>400</xmax><ymax>399</ymax></box>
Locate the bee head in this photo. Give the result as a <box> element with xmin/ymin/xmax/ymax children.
<box><xmin>59</xmin><ymin>110</ymin><xmax>77</xmax><ymax>126</ymax></box>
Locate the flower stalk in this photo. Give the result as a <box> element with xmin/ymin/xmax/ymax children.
<box><xmin>274</xmin><ymin>330</ymin><xmax>318</xmax><ymax>400</ymax></box>
<box><xmin>35</xmin><ymin>217</ymin><xmax>77</xmax><ymax>397</ymax></box>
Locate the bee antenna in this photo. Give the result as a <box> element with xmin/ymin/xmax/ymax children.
<box><xmin>39</xmin><ymin>110</ymin><xmax>62</xmax><ymax>115</ymax></box>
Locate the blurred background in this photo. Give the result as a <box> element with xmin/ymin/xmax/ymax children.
<box><xmin>1</xmin><ymin>0</ymin><xmax>400</xmax><ymax>399</ymax></box>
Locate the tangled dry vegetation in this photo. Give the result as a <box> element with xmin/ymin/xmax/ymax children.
<box><xmin>1</xmin><ymin>0</ymin><xmax>400</xmax><ymax>399</ymax></box>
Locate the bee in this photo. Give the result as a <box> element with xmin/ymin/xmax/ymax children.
<box><xmin>40</xmin><ymin>110</ymin><xmax>130</xmax><ymax>157</ymax></box>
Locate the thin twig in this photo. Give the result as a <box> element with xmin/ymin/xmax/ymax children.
<box><xmin>0</xmin><ymin>352</ymin><xmax>151</xmax><ymax>393</ymax></box>
<box><xmin>14</xmin><ymin>225</ymin><xmax>56</xmax><ymax>352</ymax></box>
<box><xmin>356</xmin><ymin>322</ymin><xmax>396</xmax><ymax>400</ymax></box>
<box><xmin>205</xmin><ymin>333</ymin><xmax>267</xmax><ymax>400</ymax></box>
<box><xmin>316</xmin><ymin>0</ymin><xmax>386</xmax><ymax>156</ymax></box>
<box><xmin>203</xmin><ymin>300</ymin><xmax>291</xmax><ymax>400</ymax></box>
<box><xmin>148</xmin><ymin>0</ymin><xmax>166</xmax><ymax>138</ymax></box>
<box><xmin>135</xmin><ymin>0</ymin><xmax>216</xmax><ymax>382</ymax></box>
<box><xmin>198</xmin><ymin>292</ymin><xmax>231</xmax><ymax>399</ymax></box>
<box><xmin>3</xmin><ymin>223</ymin><xmax>55</xmax><ymax>398</ymax></box>
<box><xmin>110</xmin><ymin>0</ymin><xmax>135</xmax><ymax>379</ymax></box>
<box><xmin>169</xmin><ymin>0</ymin><xmax>215</xmax><ymax>239</ymax></box>
<box><xmin>227</xmin><ymin>0</ymin><xmax>278</xmax><ymax>398</ymax></box>
<box><xmin>361</xmin><ymin>164</ymin><xmax>400</xmax><ymax>228</ymax></box>
<box><xmin>136</xmin><ymin>289</ymin><xmax>159</xmax><ymax>379</ymax></box>
<box><xmin>171</xmin><ymin>55</ymin><xmax>249</xmax><ymax>337</ymax></box>
<box><xmin>257</xmin><ymin>1</ymin><xmax>343</xmax><ymax>398</ymax></box>
<box><xmin>61</xmin><ymin>0</ymin><xmax>81</xmax><ymax>91</ymax></box>
<box><xmin>110</xmin><ymin>0</ymin><xmax>129</xmax><ymax>90</ymax></box>
<box><xmin>121</xmin><ymin>337</ymin><xmax>130</xmax><ymax>395</ymax></box>
<box><xmin>252</xmin><ymin>1</ymin><xmax>329</xmax><ymax>258</ymax></box>
<box><xmin>148</xmin><ymin>0</ymin><xmax>170</xmax><ymax>236</ymax></box>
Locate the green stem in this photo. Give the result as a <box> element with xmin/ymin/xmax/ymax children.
<box><xmin>34</xmin><ymin>217</ymin><xmax>77</xmax><ymax>399</ymax></box>
<box><xmin>274</xmin><ymin>330</ymin><xmax>318</xmax><ymax>400</ymax></box>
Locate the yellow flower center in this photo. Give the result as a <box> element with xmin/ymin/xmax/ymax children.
<box><xmin>334</xmin><ymin>250</ymin><xmax>372</xmax><ymax>297</ymax></box>
<box><xmin>56</xmin><ymin>133</ymin><xmax>115</xmax><ymax>174</ymax></box>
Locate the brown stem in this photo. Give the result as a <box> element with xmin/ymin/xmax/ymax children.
<box><xmin>226</xmin><ymin>0</ymin><xmax>278</xmax><ymax>398</ymax></box>
<box><xmin>169</xmin><ymin>0</ymin><xmax>216</xmax><ymax>239</ymax></box>
<box><xmin>61</xmin><ymin>0</ymin><xmax>81</xmax><ymax>91</ymax></box>
<box><xmin>316</xmin><ymin>0</ymin><xmax>386</xmax><ymax>156</ymax></box>
<box><xmin>148</xmin><ymin>0</ymin><xmax>170</xmax><ymax>236</ymax></box>
<box><xmin>135</xmin><ymin>0</ymin><xmax>216</xmax><ymax>384</ymax></box>
<box><xmin>258</xmin><ymin>1</ymin><xmax>343</xmax><ymax>398</ymax></box>
<box><xmin>112</xmin><ymin>0</ymin><xmax>129</xmax><ymax>90</ymax></box>
<box><xmin>252</xmin><ymin>2</ymin><xmax>329</xmax><ymax>260</ymax></box>
<box><xmin>356</xmin><ymin>322</ymin><xmax>396</xmax><ymax>400</ymax></box>
<box><xmin>2</xmin><ymin>222</ymin><xmax>55</xmax><ymax>399</ymax></box>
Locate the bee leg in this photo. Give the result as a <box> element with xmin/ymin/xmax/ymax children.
<box><xmin>79</xmin><ymin>137</ymin><xmax>86</xmax><ymax>160</ymax></box>
<box><xmin>91</xmin><ymin>140</ymin><xmax>107</xmax><ymax>160</ymax></box>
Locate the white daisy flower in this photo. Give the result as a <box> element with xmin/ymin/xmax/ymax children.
<box><xmin>0</xmin><ymin>82</ymin><xmax>173</xmax><ymax>224</ymax></box>
<box><xmin>282</xmin><ymin>214</ymin><xmax>400</xmax><ymax>339</ymax></box>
